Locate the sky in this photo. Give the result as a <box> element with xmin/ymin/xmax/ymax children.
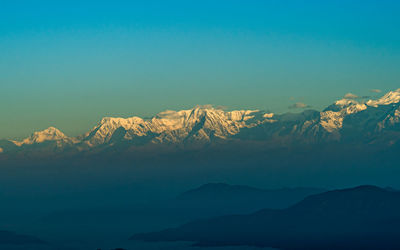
<box><xmin>1</xmin><ymin>0</ymin><xmax>400</xmax><ymax>139</ymax></box>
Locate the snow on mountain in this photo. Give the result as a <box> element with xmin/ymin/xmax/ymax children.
<box><xmin>320</xmin><ymin>99</ymin><xmax>367</xmax><ymax>132</ymax></box>
<box><xmin>318</xmin><ymin>89</ymin><xmax>400</xmax><ymax>138</ymax></box>
<box><xmin>14</xmin><ymin>127</ymin><xmax>77</xmax><ymax>147</ymax></box>
<box><xmin>83</xmin><ymin>106</ymin><xmax>265</xmax><ymax>146</ymax></box>
<box><xmin>367</xmin><ymin>89</ymin><xmax>400</xmax><ymax>107</ymax></box>
<box><xmin>82</xmin><ymin>116</ymin><xmax>150</xmax><ymax>146</ymax></box>
<box><xmin>372</xmin><ymin>104</ymin><xmax>400</xmax><ymax>133</ymax></box>
<box><xmin>5</xmin><ymin>88</ymin><xmax>400</xmax><ymax>153</ymax></box>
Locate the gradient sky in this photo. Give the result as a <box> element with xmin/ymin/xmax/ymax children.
<box><xmin>1</xmin><ymin>0</ymin><xmax>400</xmax><ymax>139</ymax></box>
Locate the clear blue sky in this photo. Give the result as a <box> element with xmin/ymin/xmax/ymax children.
<box><xmin>1</xmin><ymin>0</ymin><xmax>399</xmax><ymax>139</ymax></box>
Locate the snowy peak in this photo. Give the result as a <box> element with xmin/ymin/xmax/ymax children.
<box><xmin>153</xmin><ymin>106</ymin><xmax>260</xmax><ymax>125</ymax></box>
<box><xmin>320</xmin><ymin>98</ymin><xmax>367</xmax><ymax>133</ymax></box>
<box><xmin>83</xmin><ymin>106</ymin><xmax>265</xmax><ymax>146</ymax></box>
<box><xmin>15</xmin><ymin>127</ymin><xmax>71</xmax><ymax>146</ymax></box>
<box><xmin>319</xmin><ymin>89</ymin><xmax>400</xmax><ymax>136</ymax></box>
<box><xmin>318</xmin><ymin>89</ymin><xmax>400</xmax><ymax>133</ymax></box>
<box><xmin>83</xmin><ymin>116</ymin><xmax>148</xmax><ymax>146</ymax></box>
<box><xmin>34</xmin><ymin>127</ymin><xmax>66</xmax><ymax>139</ymax></box>
<box><xmin>148</xmin><ymin>106</ymin><xmax>263</xmax><ymax>144</ymax></box>
<box><xmin>367</xmin><ymin>89</ymin><xmax>400</xmax><ymax>107</ymax></box>
<box><xmin>324</xmin><ymin>97</ymin><xmax>367</xmax><ymax>114</ymax></box>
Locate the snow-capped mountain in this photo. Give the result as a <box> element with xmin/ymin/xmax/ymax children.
<box><xmin>320</xmin><ymin>98</ymin><xmax>367</xmax><ymax>133</ymax></box>
<box><xmin>0</xmin><ymin>127</ymin><xmax>79</xmax><ymax>154</ymax></box>
<box><xmin>367</xmin><ymin>89</ymin><xmax>400</xmax><ymax>107</ymax></box>
<box><xmin>3</xmin><ymin>88</ymin><xmax>400</xmax><ymax>155</ymax></box>
<box><xmin>13</xmin><ymin>127</ymin><xmax>77</xmax><ymax>146</ymax></box>
<box><xmin>81</xmin><ymin>106</ymin><xmax>268</xmax><ymax>147</ymax></box>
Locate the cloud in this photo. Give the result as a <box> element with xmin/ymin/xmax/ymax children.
<box><xmin>370</xmin><ymin>89</ymin><xmax>382</xmax><ymax>93</ymax></box>
<box><xmin>343</xmin><ymin>93</ymin><xmax>371</xmax><ymax>100</ymax></box>
<box><xmin>344</xmin><ymin>93</ymin><xmax>358</xmax><ymax>99</ymax></box>
<box><xmin>288</xmin><ymin>102</ymin><xmax>310</xmax><ymax>109</ymax></box>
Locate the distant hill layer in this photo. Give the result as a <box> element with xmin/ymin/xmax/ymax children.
<box><xmin>178</xmin><ymin>183</ymin><xmax>325</xmax><ymax>210</ymax></box>
<box><xmin>0</xmin><ymin>230</ymin><xmax>44</xmax><ymax>245</ymax></box>
<box><xmin>132</xmin><ymin>185</ymin><xmax>400</xmax><ymax>249</ymax></box>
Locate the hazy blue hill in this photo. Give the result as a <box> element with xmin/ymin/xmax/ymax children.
<box><xmin>132</xmin><ymin>185</ymin><xmax>400</xmax><ymax>249</ymax></box>
<box><xmin>41</xmin><ymin>184</ymin><xmax>324</xmax><ymax>239</ymax></box>
<box><xmin>40</xmin><ymin>183</ymin><xmax>324</xmax><ymax>227</ymax></box>
<box><xmin>0</xmin><ymin>230</ymin><xmax>45</xmax><ymax>245</ymax></box>
<box><xmin>178</xmin><ymin>183</ymin><xmax>325</xmax><ymax>210</ymax></box>
<box><xmin>179</xmin><ymin>183</ymin><xmax>268</xmax><ymax>198</ymax></box>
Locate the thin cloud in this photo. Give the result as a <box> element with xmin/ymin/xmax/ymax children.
<box><xmin>344</xmin><ymin>92</ymin><xmax>371</xmax><ymax>100</ymax></box>
<box><xmin>370</xmin><ymin>89</ymin><xmax>382</xmax><ymax>93</ymax></box>
<box><xmin>289</xmin><ymin>102</ymin><xmax>310</xmax><ymax>109</ymax></box>
<box><xmin>344</xmin><ymin>93</ymin><xmax>358</xmax><ymax>99</ymax></box>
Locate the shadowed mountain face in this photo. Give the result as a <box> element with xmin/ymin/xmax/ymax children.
<box><xmin>132</xmin><ymin>186</ymin><xmax>400</xmax><ymax>249</ymax></box>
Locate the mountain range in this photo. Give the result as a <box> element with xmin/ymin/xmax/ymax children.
<box><xmin>2</xmin><ymin>89</ymin><xmax>400</xmax><ymax>156</ymax></box>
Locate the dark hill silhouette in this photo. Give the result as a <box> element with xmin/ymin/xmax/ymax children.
<box><xmin>132</xmin><ymin>185</ymin><xmax>400</xmax><ymax>249</ymax></box>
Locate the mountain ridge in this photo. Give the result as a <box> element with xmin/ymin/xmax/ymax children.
<box><xmin>2</xmin><ymin>89</ymin><xmax>400</xmax><ymax>155</ymax></box>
